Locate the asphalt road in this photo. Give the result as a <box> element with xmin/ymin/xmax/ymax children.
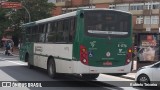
<box><xmin>0</xmin><ymin>54</ymin><xmax>155</xmax><ymax>90</ymax></box>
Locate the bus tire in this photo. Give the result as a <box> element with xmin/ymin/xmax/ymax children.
<box><xmin>25</xmin><ymin>54</ymin><xmax>34</xmax><ymax>69</ymax></box>
<box><xmin>47</xmin><ymin>58</ymin><xmax>56</xmax><ymax>78</ymax></box>
<box><xmin>28</xmin><ymin>62</ymin><xmax>34</xmax><ymax>69</ymax></box>
<box><xmin>82</xmin><ymin>74</ymin><xmax>99</xmax><ymax>80</ymax></box>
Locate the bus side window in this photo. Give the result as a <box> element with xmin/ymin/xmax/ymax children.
<box><xmin>63</xmin><ymin>19</ymin><xmax>70</xmax><ymax>42</ymax></box>
<box><xmin>57</xmin><ymin>21</ymin><xmax>64</xmax><ymax>42</ymax></box>
<box><xmin>32</xmin><ymin>26</ymin><xmax>38</xmax><ymax>42</ymax></box>
<box><xmin>38</xmin><ymin>24</ymin><xmax>45</xmax><ymax>43</ymax></box>
<box><xmin>44</xmin><ymin>23</ymin><xmax>48</xmax><ymax>43</ymax></box>
<box><xmin>46</xmin><ymin>22</ymin><xmax>56</xmax><ymax>43</ymax></box>
<box><xmin>28</xmin><ymin>27</ymin><xmax>32</xmax><ymax>42</ymax></box>
<box><xmin>26</xmin><ymin>27</ymin><xmax>29</xmax><ymax>42</ymax></box>
<box><xmin>69</xmin><ymin>17</ymin><xmax>76</xmax><ymax>42</ymax></box>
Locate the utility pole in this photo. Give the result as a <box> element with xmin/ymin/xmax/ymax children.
<box><xmin>22</xmin><ymin>5</ymin><xmax>31</xmax><ymax>22</ymax></box>
<box><xmin>149</xmin><ymin>0</ymin><xmax>152</xmax><ymax>32</ymax></box>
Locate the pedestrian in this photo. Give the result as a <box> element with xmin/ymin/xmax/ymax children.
<box><xmin>9</xmin><ymin>41</ymin><xmax>12</xmax><ymax>52</ymax></box>
<box><xmin>5</xmin><ymin>41</ymin><xmax>11</xmax><ymax>56</ymax></box>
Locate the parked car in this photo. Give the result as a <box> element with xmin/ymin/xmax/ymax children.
<box><xmin>135</xmin><ymin>61</ymin><xmax>160</xmax><ymax>83</ymax></box>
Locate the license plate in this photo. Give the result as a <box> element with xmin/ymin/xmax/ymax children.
<box><xmin>103</xmin><ymin>61</ymin><xmax>112</xmax><ymax>66</ymax></box>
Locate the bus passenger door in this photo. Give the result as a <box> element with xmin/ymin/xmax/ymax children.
<box><xmin>26</xmin><ymin>42</ymin><xmax>34</xmax><ymax>65</ymax></box>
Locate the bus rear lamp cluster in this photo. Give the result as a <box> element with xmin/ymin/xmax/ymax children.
<box><xmin>80</xmin><ymin>45</ymin><xmax>88</xmax><ymax>65</ymax></box>
<box><xmin>125</xmin><ymin>48</ymin><xmax>132</xmax><ymax>65</ymax></box>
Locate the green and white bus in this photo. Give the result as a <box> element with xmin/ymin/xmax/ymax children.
<box><xmin>20</xmin><ymin>9</ymin><xmax>133</xmax><ymax>79</ymax></box>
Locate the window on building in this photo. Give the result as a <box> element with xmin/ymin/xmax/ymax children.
<box><xmin>144</xmin><ymin>16</ymin><xmax>151</xmax><ymax>24</ymax></box>
<box><xmin>130</xmin><ymin>4</ymin><xmax>143</xmax><ymax>10</ymax></box>
<box><xmin>144</xmin><ymin>3</ymin><xmax>159</xmax><ymax>10</ymax></box>
<box><xmin>56</xmin><ymin>0</ymin><xmax>67</xmax><ymax>3</ymax></box>
<box><xmin>153</xmin><ymin>4</ymin><xmax>160</xmax><ymax>9</ymax></box>
<box><xmin>149</xmin><ymin>5</ymin><xmax>152</xmax><ymax>9</ymax></box>
<box><xmin>144</xmin><ymin>16</ymin><xmax>159</xmax><ymax>24</ymax></box>
<box><xmin>115</xmin><ymin>5</ymin><xmax>129</xmax><ymax>11</ymax></box>
<box><xmin>144</xmin><ymin>5</ymin><xmax>148</xmax><ymax>9</ymax></box>
<box><xmin>136</xmin><ymin>16</ymin><xmax>143</xmax><ymax>24</ymax></box>
<box><xmin>137</xmin><ymin>5</ymin><xmax>143</xmax><ymax>10</ymax></box>
<box><xmin>152</xmin><ymin>16</ymin><xmax>159</xmax><ymax>24</ymax></box>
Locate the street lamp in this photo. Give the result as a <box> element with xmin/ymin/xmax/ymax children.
<box><xmin>21</xmin><ymin>0</ymin><xmax>31</xmax><ymax>22</ymax></box>
<box><xmin>22</xmin><ymin>5</ymin><xmax>31</xmax><ymax>22</ymax></box>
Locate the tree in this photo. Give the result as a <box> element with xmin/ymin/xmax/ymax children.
<box><xmin>0</xmin><ymin>8</ymin><xmax>11</xmax><ymax>39</ymax></box>
<box><xmin>1</xmin><ymin>0</ymin><xmax>55</xmax><ymax>46</ymax></box>
<box><xmin>9</xmin><ymin>0</ymin><xmax>55</xmax><ymax>23</ymax></box>
<box><xmin>25</xmin><ymin>0</ymin><xmax>55</xmax><ymax>22</ymax></box>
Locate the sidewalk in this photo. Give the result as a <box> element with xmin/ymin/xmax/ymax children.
<box><xmin>120</xmin><ymin>60</ymin><xmax>137</xmax><ymax>80</ymax></box>
<box><xmin>0</xmin><ymin>47</ymin><xmax>19</xmax><ymax>56</ymax></box>
<box><xmin>121</xmin><ymin>71</ymin><xmax>136</xmax><ymax>80</ymax></box>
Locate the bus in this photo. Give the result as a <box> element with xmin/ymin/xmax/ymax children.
<box><xmin>20</xmin><ymin>8</ymin><xmax>133</xmax><ymax>79</ymax></box>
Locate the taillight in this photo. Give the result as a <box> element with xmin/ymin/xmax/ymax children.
<box><xmin>125</xmin><ymin>47</ymin><xmax>132</xmax><ymax>65</ymax></box>
<box><xmin>80</xmin><ymin>45</ymin><xmax>88</xmax><ymax>65</ymax></box>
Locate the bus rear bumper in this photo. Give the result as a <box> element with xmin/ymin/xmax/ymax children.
<box><xmin>73</xmin><ymin>61</ymin><xmax>132</xmax><ymax>74</ymax></box>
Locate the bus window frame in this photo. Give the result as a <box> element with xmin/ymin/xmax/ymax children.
<box><xmin>45</xmin><ymin>16</ymin><xmax>76</xmax><ymax>44</ymax></box>
<box><xmin>84</xmin><ymin>10</ymin><xmax>132</xmax><ymax>38</ymax></box>
<box><xmin>24</xmin><ymin>16</ymin><xmax>77</xmax><ymax>44</ymax></box>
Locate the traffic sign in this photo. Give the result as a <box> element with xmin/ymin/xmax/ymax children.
<box><xmin>1</xmin><ymin>2</ymin><xmax>22</xmax><ymax>9</ymax></box>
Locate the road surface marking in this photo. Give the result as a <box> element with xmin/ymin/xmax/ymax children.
<box><xmin>0</xmin><ymin>58</ymin><xmax>26</xmax><ymax>65</ymax></box>
<box><xmin>5</xmin><ymin>60</ymin><xmax>26</xmax><ymax>65</ymax></box>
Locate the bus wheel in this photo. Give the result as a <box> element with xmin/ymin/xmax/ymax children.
<box><xmin>28</xmin><ymin>62</ymin><xmax>34</xmax><ymax>69</ymax></box>
<box><xmin>82</xmin><ymin>74</ymin><xmax>99</xmax><ymax>80</ymax></box>
<box><xmin>47</xmin><ymin>58</ymin><xmax>56</xmax><ymax>78</ymax></box>
<box><xmin>25</xmin><ymin>54</ymin><xmax>33</xmax><ymax>69</ymax></box>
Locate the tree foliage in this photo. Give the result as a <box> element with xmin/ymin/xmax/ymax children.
<box><xmin>0</xmin><ymin>0</ymin><xmax>55</xmax><ymax>45</ymax></box>
<box><xmin>0</xmin><ymin>8</ymin><xmax>11</xmax><ymax>38</ymax></box>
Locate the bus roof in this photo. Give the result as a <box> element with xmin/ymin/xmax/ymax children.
<box><xmin>22</xmin><ymin>10</ymin><xmax>77</xmax><ymax>27</ymax></box>
<box><xmin>22</xmin><ymin>8</ymin><xmax>131</xmax><ymax>27</ymax></box>
<box><xmin>83</xmin><ymin>8</ymin><xmax>132</xmax><ymax>14</ymax></box>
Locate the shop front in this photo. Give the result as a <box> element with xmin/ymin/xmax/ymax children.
<box><xmin>136</xmin><ymin>33</ymin><xmax>160</xmax><ymax>69</ymax></box>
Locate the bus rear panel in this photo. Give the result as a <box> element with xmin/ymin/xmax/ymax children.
<box><xmin>73</xmin><ymin>10</ymin><xmax>132</xmax><ymax>74</ymax></box>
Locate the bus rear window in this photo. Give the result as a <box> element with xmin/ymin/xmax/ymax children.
<box><xmin>84</xmin><ymin>10</ymin><xmax>131</xmax><ymax>38</ymax></box>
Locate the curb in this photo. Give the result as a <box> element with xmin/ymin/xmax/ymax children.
<box><xmin>120</xmin><ymin>71</ymin><xmax>137</xmax><ymax>80</ymax></box>
<box><xmin>121</xmin><ymin>75</ymin><xmax>135</xmax><ymax>80</ymax></box>
<box><xmin>10</xmin><ymin>54</ymin><xmax>19</xmax><ymax>57</ymax></box>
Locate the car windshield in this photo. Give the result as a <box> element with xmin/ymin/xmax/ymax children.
<box><xmin>152</xmin><ymin>61</ymin><xmax>160</xmax><ymax>68</ymax></box>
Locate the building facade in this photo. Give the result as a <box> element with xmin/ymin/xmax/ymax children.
<box><xmin>53</xmin><ymin>0</ymin><xmax>160</xmax><ymax>69</ymax></box>
<box><xmin>53</xmin><ymin>0</ymin><xmax>160</xmax><ymax>33</ymax></box>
